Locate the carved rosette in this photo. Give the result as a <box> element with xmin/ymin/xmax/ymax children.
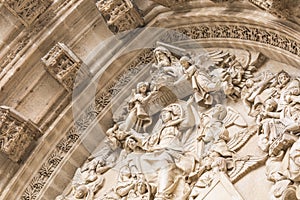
<box><xmin>96</xmin><ymin>0</ymin><xmax>144</xmax><ymax>33</ymax></box>
<box><xmin>2</xmin><ymin>0</ymin><xmax>52</xmax><ymax>26</ymax></box>
<box><xmin>152</xmin><ymin>0</ymin><xmax>191</xmax><ymax>8</ymax></box>
<box><xmin>42</xmin><ymin>42</ymin><xmax>90</xmax><ymax>92</ymax></box>
<box><xmin>0</xmin><ymin>106</ymin><xmax>42</xmax><ymax>162</ymax></box>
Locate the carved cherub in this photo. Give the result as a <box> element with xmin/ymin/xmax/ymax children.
<box><xmin>121</xmin><ymin>82</ymin><xmax>157</xmax><ymax>132</ymax></box>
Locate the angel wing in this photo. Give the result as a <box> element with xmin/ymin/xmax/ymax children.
<box><xmin>223</xmin><ymin>106</ymin><xmax>247</xmax><ymax>128</ymax></box>
<box><xmin>207</xmin><ymin>50</ymin><xmax>230</xmax><ymax>66</ymax></box>
<box><xmin>228</xmin><ymin>154</ymin><xmax>267</xmax><ymax>183</ymax></box>
<box><xmin>156</xmin><ymin>41</ymin><xmax>188</xmax><ymax>58</ymax></box>
<box><xmin>227</xmin><ymin>125</ymin><xmax>257</xmax><ymax>152</ymax></box>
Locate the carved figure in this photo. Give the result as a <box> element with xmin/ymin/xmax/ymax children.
<box><xmin>122</xmin><ymin>82</ymin><xmax>157</xmax><ymax>132</ymax></box>
<box><xmin>197</xmin><ymin>104</ymin><xmax>247</xmax><ymax>156</ymax></box>
<box><xmin>177</xmin><ymin>56</ymin><xmax>220</xmax><ymax>107</ymax></box>
<box><xmin>127</xmin><ymin>177</ymin><xmax>152</xmax><ymax>200</ymax></box>
<box><xmin>151</xmin><ymin>46</ymin><xmax>182</xmax><ymax>85</ymax></box>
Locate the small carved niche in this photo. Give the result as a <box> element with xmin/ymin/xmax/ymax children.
<box><xmin>96</xmin><ymin>0</ymin><xmax>144</xmax><ymax>33</ymax></box>
<box><xmin>0</xmin><ymin>106</ymin><xmax>42</xmax><ymax>162</ymax></box>
<box><xmin>41</xmin><ymin>42</ymin><xmax>90</xmax><ymax>92</ymax></box>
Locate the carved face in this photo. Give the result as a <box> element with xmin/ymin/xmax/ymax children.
<box><xmin>155</xmin><ymin>51</ymin><xmax>170</xmax><ymax>66</ymax></box>
<box><xmin>180</xmin><ymin>60</ymin><xmax>190</xmax><ymax>69</ymax></box>
<box><xmin>127</xmin><ymin>137</ymin><xmax>137</xmax><ymax>150</ymax></box>
<box><xmin>161</xmin><ymin>110</ymin><xmax>172</xmax><ymax>123</ymax></box>
<box><xmin>277</xmin><ymin>72</ymin><xmax>290</xmax><ymax>86</ymax></box>
<box><xmin>265</xmin><ymin>99</ymin><xmax>277</xmax><ymax>112</ymax></box>
<box><xmin>139</xmin><ymin>85</ymin><xmax>147</xmax><ymax>94</ymax></box>
<box><xmin>74</xmin><ymin>186</ymin><xmax>87</xmax><ymax>198</ymax></box>
<box><xmin>137</xmin><ymin>181</ymin><xmax>147</xmax><ymax>194</ymax></box>
<box><xmin>120</xmin><ymin>166</ymin><xmax>131</xmax><ymax>179</ymax></box>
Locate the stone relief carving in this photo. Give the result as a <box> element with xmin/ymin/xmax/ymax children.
<box><xmin>41</xmin><ymin>42</ymin><xmax>91</xmax><ymax>92</ymax></box>
<box><xmin>16</xmin><ymin>26</ymin><xmax>299</xmax><ymax>199</ymax></box>
<box><xmin>241</xmin><ymin>70</ymin><xmax>300</xmax><ymax>198</ymax></box>
<box><xmin>2</xmin><ymin>0</ymin><xmax>52</xmax><ymax>26</ymax></box>
<box><xmin>54</xmin><ymin>44</ymin><xmax>291</xmax><ymax>200</ymax></box>
<box><xmin>96</xmin><ymin>0</ymin><xmax>144</xmax><ymax>33</ymax></box>
<box><xmin>0</xmin><ymin>106</ymin><xmax>42</xmax><ymax>162</ymax></box>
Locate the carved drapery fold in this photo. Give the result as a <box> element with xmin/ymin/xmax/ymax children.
<box><xmin>42</xmin><ymin>42</ymin><xmax>90</xmax><ymax>92</ymax></box>
<box><xmin>0</xmin><ymin>106</ymin><xmax>42</xmax><ymax>162</ymax></box>
<box><xmin>96</xmin><ymin>0</ymin><xmax>144</xmax><ymax>33</ymax></box>
<box><xmin>2</xmin><ymin>0</ymin><xmax>52</xmax><ymax>26</ymax></box>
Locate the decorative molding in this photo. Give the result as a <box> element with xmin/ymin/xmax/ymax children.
<box><xmin>0</xmin><ymin>106</ymin><xmax>42</xmax><ymax>162</ymax></box>
<box><xmin>2</xmin><ymin>0</ymin><xmax>52</xmax><ymax>27</ymax></box>
<box><xmin>159</xmin><ymin>24</ymin><xmax>300</xmax><ymax>57</ymax></box>
<box><xmin>96</xmin><ymin>0</ymin><xmax>144</xmax><ymax>34</ymax></box>
<box><xmin>41</xmin><ymin>42</ymin><xmax>90</xmax><ymax>92</ymax></box>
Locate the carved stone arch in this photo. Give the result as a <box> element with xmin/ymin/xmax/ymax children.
<box><xmin>3</xmin><ymin>2</ymin><xmax>300</xmax><ymax>200</ymax></box>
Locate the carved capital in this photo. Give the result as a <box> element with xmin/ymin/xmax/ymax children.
<box><xmin>96</xmin><ymin>0</ymin><xmax>144</xmax><ymax>34</ymax></box>
<box><xmin>42</xmin><ymin>43</ymin><xmax>90</xmax><ymax>92</ymax></box>
<box><xmin>2</xmin><ymin>0</ymin><xmax>52</xmax><ymax>26</ymax></box>
<box><xmin>0</xmin><ymin>106</ymin><xmax>42</xmax><ymax>162</ymax></box>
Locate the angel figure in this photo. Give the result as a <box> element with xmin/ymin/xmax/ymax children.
<box><xmin>220</xmin><ymin>54</ymin><xmax>245</xmax><ymax>100</ymax></box>
<box><xmin>197</xmin><ymin>104</ymin><xmax>247</xmax><ymax>157</ymax></box>
<box><xmin>176</xmin><ymin>56</ymin><xmax>220</xmax><ymax>107</ymax></box>
<box><xmin>122</xmin><ymin>82</ymin><xmax>157</xmax><ymax>132</ymax></box>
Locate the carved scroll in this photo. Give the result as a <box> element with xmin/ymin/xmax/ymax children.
<box><xmin>41</xmin><ymin>42</ymin><xmax>90</xmax><ymax>92</ymax></box>
<box><xmin>96</xmin><ymin>0</ymin><xmax>144</xmax><ymax>34</ymax></box>
<box><xmin>0</xmin><ymin>106</ymin><xmax>42</xmax><ymax>162</ymax></box>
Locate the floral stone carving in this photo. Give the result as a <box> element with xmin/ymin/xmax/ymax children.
<box><xmin>0</xmin><ymin>106</ymin><xmax>42</xmax><ymax>162</ymax></box>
